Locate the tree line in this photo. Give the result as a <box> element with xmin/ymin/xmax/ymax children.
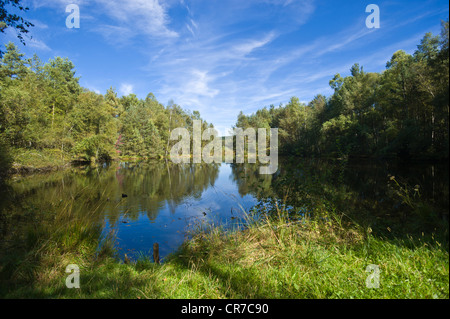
<box><xmin>1</xmin><ymin>20</ymin><xmax>448</xmax><ymax>179</ymax></box>
<box><xmin>235</xmin><ymin>21</ymin><xmax>449</xmax><ymax>161</ymax></box>
<box><xmin>0</xmin><ymin>42</ymin><xmax>211</xmax><ymax>177</ymax></box>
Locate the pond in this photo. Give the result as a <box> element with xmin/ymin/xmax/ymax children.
<box><xmin>0</xmin><ymin>159</ymin><xmax>448</xmax><ymax>263</ymax></box>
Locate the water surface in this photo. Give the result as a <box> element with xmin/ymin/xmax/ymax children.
<box><xmin>0</xmin><ymin>159</ymin><xmax>448</xmax><ymax>262</ymax></box>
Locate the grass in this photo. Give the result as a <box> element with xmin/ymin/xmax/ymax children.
<box><xmin>1</xmin><ymin>199</ymin><xmax>448</xmax><ymax>299</ymax></box>
<box><xmin>7</xmin><ymin>149</ymin><xmax>166</xmax><ymax>174</ymax></box>
<box><xmin>9</xmin><ymin>148</ymin><xmax>71</xmax><ymax>173</ymax></box>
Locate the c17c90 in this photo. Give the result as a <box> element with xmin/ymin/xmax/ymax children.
<box><xmin>225</xmin><ymin>303</ymin><xmax>268</xmax><ymax>314</ymax></box>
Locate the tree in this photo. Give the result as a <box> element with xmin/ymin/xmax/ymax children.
<box><xmin>105</xmin><ymin>87</ymin><xmax>124</xmax><ymax>118</ymax></box>
<box><xmin>0</xmin><ymin>42</ymin><xmax>29</xmax><ymax>79</ymax></box>
<box><xmin>234</xmin><ymin>24</ymin><xmax>449</xmax><ymax>160</ymax></box>
<box><xmin>0</xmin><ymin>0</ymin><xmax>34</xmax><ymax>57</ymax></box>
<box><xmin>0</xmin><ymin>43</ymin><xmax>32</xmax><ymax>147</ymax></box>
<box><xmin>43</xmin><ymin>57</ymin><xmax>81</xmax><ymax>132</ymax></box>
<box><xmin>70</xmin><ymin>91</ymin><xmax>118</xmax><ymax>162</ymax></box>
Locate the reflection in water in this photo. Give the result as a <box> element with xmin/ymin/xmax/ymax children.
<box><xmin>0</xmin><ymin>159</ymin><xmax>448</xmax><ymax>262</ymax></box>
<box><xmin>231</xmin><ymin>158</ymin><xmax>449</xmax><ymax>242</ymax></box>
<box><xmin>0</xmin><ymin>161</ymin><xmax>258</xmax><ymax>261</ymax></box>
<box><xmin>106</xmin><ymin>162</ymin><xmax>221</xmax><ymax>223</ymax></box>
<box><xmin>101</xmin><ymin>161</ymin><xmax>257</xmax><ymax>259</ymax></box>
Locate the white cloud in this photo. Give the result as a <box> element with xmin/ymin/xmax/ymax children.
<box><xmin>233</xmin><ymin>32</ymin><xmax>276</xmax><ymax>56</ymax></box>
<box><xmin>185</xmin><ymin>70</ymin><xmax>219</xmax><ymax>98</ymax></box>
<box><xmin>120</xmin><ymin>83</ymin><xmax>134</xmax><ymax>96</ymax></box>
<box><xmin>27</xmin><ymin>38</ymin><xmax>51</xmax><ymax>51</ymax></box>
<box><xmin>35</xmin><ymin>0</ymin><xmax>178</xmax><ymax>39</ymax></box>
<box><xmin>186</xmin><ymin>24</ymin><xmax>195</xmax><ymax>37</ymax></box>
<box><xmin>95</xmin><ymin>0</ymin><xmax>178</xmax><ymax>38</ymax></box>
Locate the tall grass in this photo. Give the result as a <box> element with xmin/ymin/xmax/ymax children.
<box><xmin>167</xmin><ymin>204</ymin><xmax>448</xmax><ymax>299</ymax></box>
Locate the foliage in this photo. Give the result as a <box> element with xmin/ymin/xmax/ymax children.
<box><xmin>0</xmin><ymin>140</ymin><xmax>11</xmax><ymax>178</ymax></box>
<box><xmin>0</xmin><ymin>43</ymin><xmax>209</xmax><ymax>173</ymax></box>
<box><xmin>0</xmin><ymin>0</ymin><xmax>34</xmax><ymax>57</ymax></box>
<box><xmin>236</xmin><ymin>21</ymin><xmax>449</xmax><ymax>160</ymax></box>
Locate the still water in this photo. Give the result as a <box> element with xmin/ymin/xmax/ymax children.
<box><xmin>0</xmin><ymin>159</ymin><xmax>448</xmax><ymax>262</ymax></box>
<box><xmin>101</xmin><ymin>162</ymin><xmax>258</xmax><ymax>259</ymax></box>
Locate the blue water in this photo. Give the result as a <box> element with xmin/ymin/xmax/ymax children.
<box><xmin>102</xmin><ymin>163</ymin><xmax>258</xmax><ymax>261</ymax></box>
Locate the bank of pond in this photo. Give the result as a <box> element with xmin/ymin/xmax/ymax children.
<box><xmin>0</xmin><ymin>158</ymin><xmax>448</xmax><ymax>298</ymax></box>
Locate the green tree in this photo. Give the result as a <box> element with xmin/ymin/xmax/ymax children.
<box><xmin>235</xmin><ymin>23</ymin><xmax>449</xmax><ymax>160</ymax></box>
<box><xmin>42</xmin><ymin>57</ymin><xmax>81</xmax><ymax>149</ymax></box>
<box><xmin>0</xmin><ymin>42</ymin><xmax>29</xmax><ymax>79</ymax></box>
<box><xmin>0</xmin><ymin>0</ymin><xmax>34</xmax><ymax>57</ymax></box>
<box><xmin>70</xmin><ymin>91</ymin><xmax>118</xmax><ymax>162</ymax></box>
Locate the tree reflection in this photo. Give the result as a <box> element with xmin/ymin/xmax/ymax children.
<box><xmin>105</xmin><ymin>162</ymin><xmax>220</xmax><ymax>224</ymax></box>
<box><xmin>0</xmin><ymin>161</ymin><xmax>220</xmax><ymax>240</ymax></box>
<box><xmin>230</xmin><ymin>158</ymin><xmax>449</xmax><ymax>242</ymax></box>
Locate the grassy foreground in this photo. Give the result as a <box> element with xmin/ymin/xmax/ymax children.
<box><xmin>1</xmin><ymin>204</ymin><xmax>448</xmax><ymax>299</ymax></box>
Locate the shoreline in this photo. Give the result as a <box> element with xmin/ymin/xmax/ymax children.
<box><xmin>1</xmin><ymin>210</ymin><xmax>448</xmax><ymax>299</ymax></box>
<box><xmin>6</xmin><ymin>154</ymin><xmax>449</xmax><ymax>178</ymax></box>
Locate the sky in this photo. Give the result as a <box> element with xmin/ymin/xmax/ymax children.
<box><xmin>2</xmin><ymin>0</ymin><xmax>449</xmax><ymax>135</ymax></box>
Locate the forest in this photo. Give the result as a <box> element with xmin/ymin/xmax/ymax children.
<box><xmin>235</xmin><ymin>20</ymin><xmax>449</xmax><ymax>161</ymax></box>
<box><xmin>0</xmin><ymin>42</ymin><xmax>211</xmax><ymax>178</ymax></box>
<box><xmin>1</xmin><ymin>20</ymin><xmax>449</xmax><ymax>180</ymax></box>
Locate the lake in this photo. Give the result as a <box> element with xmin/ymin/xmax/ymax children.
<box><xmin>0</xmin><ymin>158</ymin><xmax>448</xmax><ymax>263</ymax></box>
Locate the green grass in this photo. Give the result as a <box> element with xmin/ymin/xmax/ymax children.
<box><xmin>1</xmin><ymin>204</ymin><xmax>448</xmax><ymax>299</ymax></box>
<box><xmin>10</xmin><ymin>148</ymin><xmax>71</xmax><ymax>173</ymax></box>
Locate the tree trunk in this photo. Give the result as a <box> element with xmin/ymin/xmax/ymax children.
<box><xmin>165</xmin><ymin>109</ymin><xmax>172</xmax><ymax>159</ymax></box>
<box><xmin>52</xmin><ymin>103</ymin><xmax>55</xmax><ymax>129</ymax></box>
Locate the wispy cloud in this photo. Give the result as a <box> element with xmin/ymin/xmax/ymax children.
<box><xmin>136</xmin><ymin>0</ymin><xmax>319</xmax><ymax>133</ymax></box>
<box><xmin>27</xmin><ymin>38</ymin><xmax>51</xmax><ymax>51</ymax></box>
<box><xmin>232</xmin><ymin>32</ymin><xmax>277</xmax><ymax>56</ymax></box>
<box><xmin>33</xmin><ymin>0</ymin><xmax>178</xmax><ymax>40</ymax></box>
<box><xmin>31</xmin><ymin>0</ymin><xmax>83</xmax><ymax>8</ymax></box>
<box><xmin>120</xmin><ymin>83</ymin><xmax>134</xmax><ymax>96</ymax></box>
<box><xmin>95</xmin><ymin>0</ymin><xmax>178</xmax><ymax>39</ymax></box>
<box><xmin>27</xmin><ymin>0</ymin><xmax>447</xmax><ymax>135</ymax></box>
<box><xmin>146</xmin><ymin>30</ymin><xmax>278</xmax><ymax>119</ymax></box>
<box><xmin>92</xmin><ymin>24</ymin><xmax>133</xmax><ymax>46</ymax></box>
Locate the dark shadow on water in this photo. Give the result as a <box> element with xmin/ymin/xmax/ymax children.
<box><xmin>230</xmin><ymin>157</ymin><xmax>449</xmax><ymax>250</ymax></box>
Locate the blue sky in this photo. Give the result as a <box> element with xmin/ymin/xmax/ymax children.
<box><xmin>2</xmin><ymin>0</ymin><xmax>449</xmax><ymax>135</ymax></box>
